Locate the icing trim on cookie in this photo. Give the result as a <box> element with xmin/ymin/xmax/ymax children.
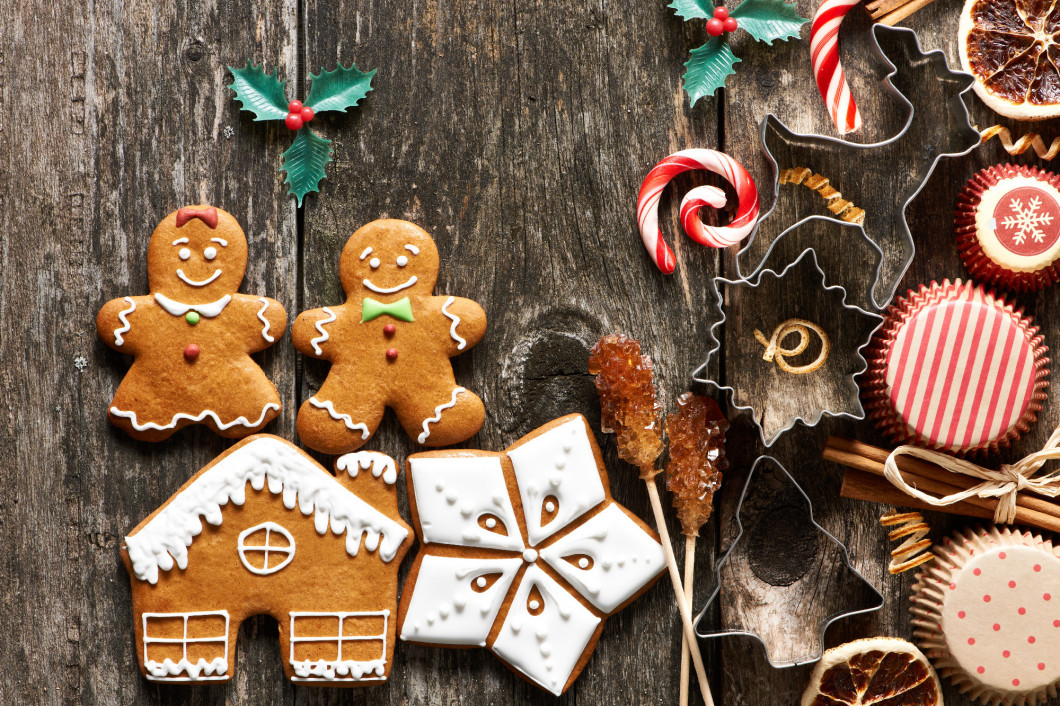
<box><xmin>417</xmin><ymin>387</ymin><xmax>467</xmax><ymax>444</ymax></box>
<box><xmin>309</xmin><ymin>397</ymin><xmax>371</xmax><ymax>439</ymax></box>
<box><xmin>172</xmin><ymin>237</ymin><xmax>189</xmax><ymax>246</ymax></box>
<box><xmin>362</xmin><ymin>275</ymin><xmax>418</xmax><ymax>295</ymax></box>
<box><xmin>256</xmin><ymin>297</ymin><xmax>275</xmax><ymax>342</ymax></box>
<box><xmin>310</xmin><ymin>307</ymin><xmax>337</xmax><ymax>355</ymax></box>
<box><xmin>405</xmin><ymin>244</ymin><xmax>420</xmax><ymax>255</ymax></box>
<box><xmin>114</xmin><ymin>296</ymin><xmax>137</xmax><ymax>346</ymax></box>
<box><xmin>125</xmin><ymin>437</ymin><xmax>408</xmax><ymax>584</ymax></box>
<box><xmin>211</xmin><ymin>237</ymin><xmax>228</xmax><ymax>247</ymax></box>
<box><xmin>177</xmin><ymin>268</ymin><xmax>223</xmax><ymax>287</ymax></box>
<box><xmin>109</xmin><ymin>403</ymin><xmax>279</xmax><ymax>433</ymax></box>
<box><xmin>142</xmin><ymin>610</ymin><xmax>231</xmax><ymax>681</ymax></box>
<box><xmin>337</xmin><ymin>451</ymin><xmax>398</xmax><ymax>485</ymax></box>
<box><xmin>237</xmin><ymin>521</ymin><xmax>295</xmax><ymax>575</ymax></box>
<box><xmin>359</xmin><ymin>246</ymin><xmax>373</xmax><ymax>260</ymax></box>
<box><xmin>441</xmin><ymin>296</ymin><xmax>467</xmax><ymax>350</ymax></box>
<box><xmin>154</xmin><ymin>293</ymin><xmax>232</xmax><ymax>318</ymax></box>
<box><xmin>289</xmin><ymin>610</ymin><xmax>390</xmax><ymax>682</ymax></box>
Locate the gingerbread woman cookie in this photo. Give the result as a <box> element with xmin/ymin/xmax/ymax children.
<box><xmin>96</xmin><ymin>206</ymin><xmax>287</xmax><ymax>442</ymax></box>
<box><xmin>293</xmin><ymin>219</ymin><xmax>486</xmax><ymax>454</ymax></box>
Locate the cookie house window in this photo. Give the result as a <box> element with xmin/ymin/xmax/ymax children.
<box><xmin>288</xmin><ymin>610</ymin><xmax>390</xmax><ymax>682</ymax></box>
<box><xmin>142</xmin><ymin>610</ymin><xmax>229</xmax><ymax>681</ymax></box>
<box><xmin>237</xmin><ymin>522</ymin><xmax>295</xmax><ymax>575</ymax></box>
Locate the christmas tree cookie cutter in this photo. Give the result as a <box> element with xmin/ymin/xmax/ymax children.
<box><xmin>693</xmin><ymin>455</ymin><xmax>883</xmax><ymax>666</ymax></box>
<box><xmin>693</xmin><ymin>229</ymin><xmax>884</xmax><ymax>446</ymax></box>
<box><xmin>736</xmin><ymin>24</ymin><xmax>981</xmax><ymax>309</ymax></box>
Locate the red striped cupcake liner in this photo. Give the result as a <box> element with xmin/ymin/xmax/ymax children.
<box><xmin>956</xmin><ymin>164</ymin><xmax>1060</xmax><ymax>293</ymax></box>
<box><xmin>862</xmin><ymin>279</ymin><xmax>1048</xmax><ymax>455</ymax></box>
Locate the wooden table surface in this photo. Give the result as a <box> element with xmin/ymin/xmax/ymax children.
<box><xmin>5</xmin><ymin>0</ymin><xmax>1057</xmax><ymax>703</ymax></box>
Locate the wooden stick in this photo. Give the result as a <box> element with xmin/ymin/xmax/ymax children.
<box><xmin>876</xmin><ymin>0</ymin><xmax>941</xmax><ymax>26</ymax></box>
<box><xmin>679</xmin><ymin>534</ymin><xmax>696</xmax><ymax>706</ymax></box>
<box><xmin>644</xmin><ymin>480</ymin><xmax>714</xmax><ymax>706</ymax></box>
<box><xmin>840</xmin><ymin>469</ymin><xmax>997</xmax><ymax>521</ymax></box>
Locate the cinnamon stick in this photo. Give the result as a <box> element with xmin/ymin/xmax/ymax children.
<box><xmin>876</xmin><ymin>0</ymin><xmax>941</xmax><ymax>25</ymax></box>
<box><xmin>840</xmin><ymin>469</ymin><xmax>996</xmax><ymax>522</ymax></box>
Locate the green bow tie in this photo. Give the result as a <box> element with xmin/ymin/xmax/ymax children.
<box><xmin>362</xmin><ymin>296</ymin><xmax>415</xmax><ymax>323</ymax></box>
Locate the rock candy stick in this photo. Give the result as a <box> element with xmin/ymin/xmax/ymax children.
<box><xmin>810</xmin><ymin>0</ymin><xmax>863</xmax><ymax>135</ymax></box>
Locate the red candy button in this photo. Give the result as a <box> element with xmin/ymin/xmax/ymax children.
<box><xmin>184</xmin><ymin>343</ymin><xmax>200</xmax><ymax>361</ymax></box>
<box><xmin>386</xmin><ymin>348</ymin><xmax>399</xmax><ymax>362</ymax></box>
<box><xmin>383</xmin><ymin>323</ymin><xmax>396</xmax><ymax>336</ymax></box>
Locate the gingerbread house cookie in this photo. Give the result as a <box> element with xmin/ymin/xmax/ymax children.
<box><xmin>121</xmin><ymin>435</ymin><xmax>413</xmax><ymax>685</ymax></box>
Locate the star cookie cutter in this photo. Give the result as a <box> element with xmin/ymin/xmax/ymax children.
<box><xmin>736</xmin><ymin>24</ymin><xmax>981</xmax><ymax>309</ymax></box>
<box><xmin>693</xmin><ymin>456</ymin><xmax>884</xmax><ymax>667</ymax></box>
<box><xmin>693</xmin><ymin>234</ymin><xmax>884</xmax><ymax>447</ymax></box>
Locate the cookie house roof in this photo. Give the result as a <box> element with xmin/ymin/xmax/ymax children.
<box><xmin>125</xmin><ymin>437</ymin><xmax>408</xmax><ymax>584</ymax></box>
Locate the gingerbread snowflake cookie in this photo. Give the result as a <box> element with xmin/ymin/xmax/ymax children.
<box><xmin>96</xmin><ymin>206</ymin><xmax>287</xmax><ymax>441</ymax></box>
<box><xmin>294</xmin><ymin>219</ymin><xmax>486</xmax><ymax>454</ymax></box>
<box><xmin>121</xmin><ymin>435</ymin><xmax>413</xmax><ymax>685</ymax></box>
<box><xmin>397</xmin><ymin>414</ymin><xmax>666</xmax><ymax>695</ymax></box>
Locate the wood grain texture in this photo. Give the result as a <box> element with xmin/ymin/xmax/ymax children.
<box><xmin>1</xmin><ymin>0</ymin><xmax>1052</xmax><ymax>703</ymax></box>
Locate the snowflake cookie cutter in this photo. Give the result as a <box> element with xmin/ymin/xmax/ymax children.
<box><xmin>693</xmin><ymin>455</ymin><xmax>884</xmax><ymax>667</ymax></box>
<box><xmin>693</xmin><ymin>234</ymin><xmax>885</xmax><ymax>446</ymax></box>
<box><xmin>736</xmin><ymin>24</ymin><xmax>981</xmax><ymax>309</ymax></box>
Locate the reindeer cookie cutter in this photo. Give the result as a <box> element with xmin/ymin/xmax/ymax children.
<box><xmin>737</xmin><ymin>24</ymin><xmax>981</xmax><ymax>309</ymax></box>
<box><xmin>693</xmin><ymin>456</ymin><xmax>884</xmax><ymax>667</ymax></box>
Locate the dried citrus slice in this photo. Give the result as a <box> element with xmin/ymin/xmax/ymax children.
<box><xmin>959</xmin><ymin>0</ymin><xmax>1060</xmax><ymax>119</ymax></box>
<box><xmin>801</xmin><ymin>637</ymin><xmax>943</xmax><ymax>706</ymax></box>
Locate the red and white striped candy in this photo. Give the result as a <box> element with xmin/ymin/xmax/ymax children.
<box><xmin>810</xmin><ymin>0</ymin><xmax>862</xmax><ymax>135</ymax></box>
<box><xmin>636</xmin><ymin>149</ymin><xmax>759</xmax><ymax>274</ymax></box>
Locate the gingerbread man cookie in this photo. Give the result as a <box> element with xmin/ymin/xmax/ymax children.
<box><xmin>293</xmin><ymin>219</ymin><xmax>486</xmax><ymax>454</ymax></box>
<box><xmin>96</xmin><ymin>206</ymin><xmax>287</xmax><ymax>442</ymax></box>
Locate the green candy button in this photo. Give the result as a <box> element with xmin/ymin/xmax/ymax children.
<box><xmin>186</xmin><ymin>311</ymin><xmax>201</xmax><ymax>325</ymax></box>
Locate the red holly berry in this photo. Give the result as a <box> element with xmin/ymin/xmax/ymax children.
<box><xmin>706</xmin><ymin>17</ymin><xmax>724</xmax><ymax>36</ymax></box>
<box><xmin>713</xmin><ymin>6</ymin><xmax>729</xmax><ymax>20</ymax></box>
<box><xmin>288</xmin><ymin>100</ymin><xmax>303</xmax><ymax>113</ymax></box>
<box><xmin>300</xmin><ymin>106</ymin><xmax>315</xmax><ymax>123</ymax></box>
<box><xmin>723</xmin><ymin>17</ymin><xmax>738</xmax><ymax>32</ymax></box>
<box><xmin>285</xmin><ymin>113</ymin><xmax>304</xmax><ymax>130</ymax></box>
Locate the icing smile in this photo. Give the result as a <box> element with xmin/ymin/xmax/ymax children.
<box><xmin>363</xmin><ymin>276</ymin><xmax>418</xmax><ymax>294</ymax></box>
<box><xmin>177</xmin><ymin>268</ymin><xmax>223</xmax><ymax>287</ymax></box>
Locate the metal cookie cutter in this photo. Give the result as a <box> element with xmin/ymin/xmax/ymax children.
<box><xmin>693</xmin><ymin>237</ymin><xmax>884</xmax><ymax>447</ymax></box>
<box><xmin>693</xmin><ymin>456</ymin><xmax>884</xmax><ymax>666</ymax></box>
<box><xmin>737</xmin><ymin>24</ymin><xmax>981</xmax><ymax>309</ymax></box>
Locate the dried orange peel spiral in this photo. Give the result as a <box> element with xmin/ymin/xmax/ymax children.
<box><xmin>754</xmin><ymin>318</ymin><xmax>830</xmax><ymax>375</ymax></box>
<box><xmin>779</xmin><ymin>167</ymin><xmax>866</xmax><ymax>225</ymax></box>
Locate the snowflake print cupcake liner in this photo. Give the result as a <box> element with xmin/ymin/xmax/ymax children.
<box><xmin>912</xmin><ymin>526</ymin><xmax>1060</xmax><ymax>705</ymax></box>
<box><xmin>956</xmin><ymin>164</ymin><xmax>1060</xmax><ymax>293</ymax></box>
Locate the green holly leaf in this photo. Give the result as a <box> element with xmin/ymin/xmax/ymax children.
<box><xmin>683</xmin><ymin>38</ymin><xmax>740</xmax><ymax>106</ymax></box>
<box><xmin>227</xmin><ymin>61</ymin><xmax>289</xmax><ymax>121</ymax></box>
<box><xmin>304</xmin><ymin>62</ymin><xmax>377</xmax><ymax>114</ymax></box>
<box><xmin>280</xmin><ymin>128</ymin><xmax>333</xmax><ymax>206</ymax></box>
<box><xmin>669</xmin><ymin>0</ymin><xmax>714</xmax><ymax>20</ymax></box>
<box><xmin>730</xmin><ymin>0</ymin><xmax>808</xmax><ymax>44</ymax></box>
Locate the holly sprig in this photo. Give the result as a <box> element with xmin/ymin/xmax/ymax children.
<box><xmin>227</xmin><ymin>61</ymin><xmax>376</xmax><ymax>205</ymax></box>
<box><xmin>670</xmin><ymin>0</ymin><xmax>807</xmax><ymax>106</ymax></box>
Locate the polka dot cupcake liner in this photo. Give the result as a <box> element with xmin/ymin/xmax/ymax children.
<box><xmin>912</xmin><ymin>525</ymin><xmax>1060</xmax><ymax>705</ymax></box>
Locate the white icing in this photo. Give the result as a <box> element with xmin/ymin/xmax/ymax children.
<box><xmin>540</xmin><ymin>504</ymin><xmax>665</xmax><ymax>612</ymax></box>
<box><xmin>362</xmin><ymin>275</ymin><xmax>418</xmax><ymax>294</ymax></box>
<box><xmin>417</xmin><ymin>387</ymin><xmax>466</xmax><ymax>444</ymax></box>
<box><xmin>154</xmin><ymin>293</ymin><xmax>232</xmax><ymax>318</ymax></box>
<box><xmin>545</xmin><ymin>501</ymin><xmax>556</xmax><ymax>513</ymax></box>
<box><xmin>172</xmin><ymin>237</ymin><xmax>189</xmax><ymax>245</ymax></box>
<box><xmin>211</xmin><ymin>237</ymin><xmax>227</xmax><ymax>247</ymax></box>
<box><xmin>578</xmin><ymin>558</ymin><xmax>589</xmax><ymax>569</ymax></box>
<box><xmin>396</xmin><ymin>255</ymin><xmax>409</xmax><ymax>267</ymax></box>
<box><xmin>142</xmin><ymin>610</ymin><xmax>229</xmax><ymax>682</ymax></box>
<box><xmin>523</xmin><ymin>548</ymin><xmax>538</xmax><ymax>562</ymax></box>
<box><xmin>309</xmin><ymin>397</ymin><xmax>370</xmax><ymax>439</ymax></box>
<box><xmin>485</xmin><ymin>518</ymin><xmax>497</xmax><ymax>529</ymax></box>
<box><xmin>204</xmin><ymin>246</ymin><xmax>217</xmax><ymax>260</ymax></box>
<box><xmin>237</xmin><ymin>521</ymin><xmax>295</xmax><ymax>575</ymax></box>
<box><xmin>289</xmin><ymin>610</ymin><xmax>389</xmax><ymax>682</ymax></box>
<box><xmin>508</xmin><ymin>418</ymin><xmax>606</xmax><ymax>545</ymax></box>
<box><xmin>337</xmin><ymin>451</ymin><xmax>398</xmax><ymax>485</ymax></box>
<box><xmin>114</xmin><ymin>296</ymin><xmax>136</xmax><ymax>346</ymax></box>
<box><xmin>145</xmin><ymin>657</ymin><xmax>228</xmax><ymax>681</ymax></box>
<box><xmin>110</xmin><ymin>403</ymin><xmax>279</xmax><ymax>432</ymax></box>
<box><xmin>399</xmin><ymin>555</ymin><xmax>522</xmax><ymax>646</ymax></box>
<box><xmin>179</xmin><ymin>248</ymin><xmax>191</xmax><ymax>260</ymax></box>
<box><xmin>125</xmin><ymin>437</ymin><xmax>408</xmax><ymax>583</ymax></box>
<box><xmin>492</xmin><ymin>566</ymin><xmax>600</xmax><ymax>696</ymax></box>
<box><xmin>405</xmin><ymin>244</ymin><xmax>420</xmax><ymax>255</ymax></box>
<box><xmin>359</xmin><ymin>246</ymin><xmax>373</xmax><ymax>260</ymax></box>
<box><xmin>369</xmin><ymin>257</ymin><xmax>381</xmax><ymax>269</ymax></box>
<box><xmin>408</xmin><ymin>456</ymin><xmax>524</xmax><ymax>551</ymax></box>
<box><xmin>441</xmin><ymin>296</ymin><xmax>467</xmax><ymax>350</ymax></box>
<box><xmin>310</xmin><ymin>307</ymin><xmax>336</xmax><ymax>355</ymax></box>
<box><xmin>176</xmin><ymin>268</ymin><xmax>222</xmax><ymax>287</ymax></box>
<box><xmin>256</xmin><ymin>297</ymin><xmax>275</xmax><ymax>342</ymax></box>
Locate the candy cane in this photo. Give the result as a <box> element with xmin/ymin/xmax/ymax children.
<box><xmin>636</xmin><ymin>149</ymin><xmax>760</xmax><ymax>274</ymax></box>
<box><xmin>810</xmin><ymin>0</ymin><xmax>862</xmax><ymax>135</ymax></box>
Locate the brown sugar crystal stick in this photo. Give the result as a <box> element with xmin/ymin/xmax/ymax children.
<box><xmin>665</xmin><ymin>393</ymin><xmax>728</xmax><ymax>706</ymax></box>
<box><xmin>588</xmin><ymin>335</ymin><xmax>715</xmax><ymax>706</ymax></box>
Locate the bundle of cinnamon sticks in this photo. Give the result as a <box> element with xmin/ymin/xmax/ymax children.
<box><xmin>823</xmin><ymin>436</ymin><xmax>1060</xmax><ymax>534</ymax></box>
<box><xmin>866</xmin><ymin>0</ymin><xmax>940</xmax><ymax>26</ymax></box>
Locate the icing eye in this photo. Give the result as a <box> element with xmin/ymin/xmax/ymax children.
<box><xmin>564</xmin><ymin>554</ymin><xmax>594</xmax><ymax>571</ymax></box>
<box><xmin>204</xmin><ymin>246</ymin><xmax>218</xmax><ymax>260</ymax></box>
<box><xmin>527</xmin><ymin>584</ymin><xmax>545</xmax><ymax>616</ymax></box>
<box><xmin>396</xmin><ymin>255</ymin><xmax>409</xmax><ymax>267</ymax></box>
<box><xmin>179</xmin><ymin>248</ymin><xmax>191</xmax><ymax>260</ymax></box>
<box><xmin>369</xmin><ymin>257</ymin><xmax>381</xmax><ymax>269</ymax></box>
<box><xmin>478</xmin><ymin>513</ymin><xmax>509</xmax><ymax>536</ymax></box>
<box><xmin>540</xmin><ymin>495</ymin><xmax>560</xmax><ymax>526</ymax></box>
<box><xmin>470</xmin><ymin>572</ymin><xmax>503</xmax><ymax>593</ymax></box>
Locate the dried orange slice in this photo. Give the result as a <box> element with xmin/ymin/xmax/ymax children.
<box><xmin>801</xmin><ymin>638</ymin><xmax>943</xmax><ymax>706</ymax></box>
<box><xmin>959</xmin><ymin>0</ymin><xmax>1060</xmax><ymax>120</ymax></box>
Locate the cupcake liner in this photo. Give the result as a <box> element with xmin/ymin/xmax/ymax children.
<box><xmin>912</xmin><ymin>526</ymin><xmax>1060</xmax><ymax>706</ymax></box>
<box><xmin>862</xmin><ymin>279</ymin><xmax>1049</xmax><ymax>455</ymax></box>
<box><xmin>955</xmin><ymin>164</ymin><xmax>1060</xmax><ymax>293</ymax></box>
